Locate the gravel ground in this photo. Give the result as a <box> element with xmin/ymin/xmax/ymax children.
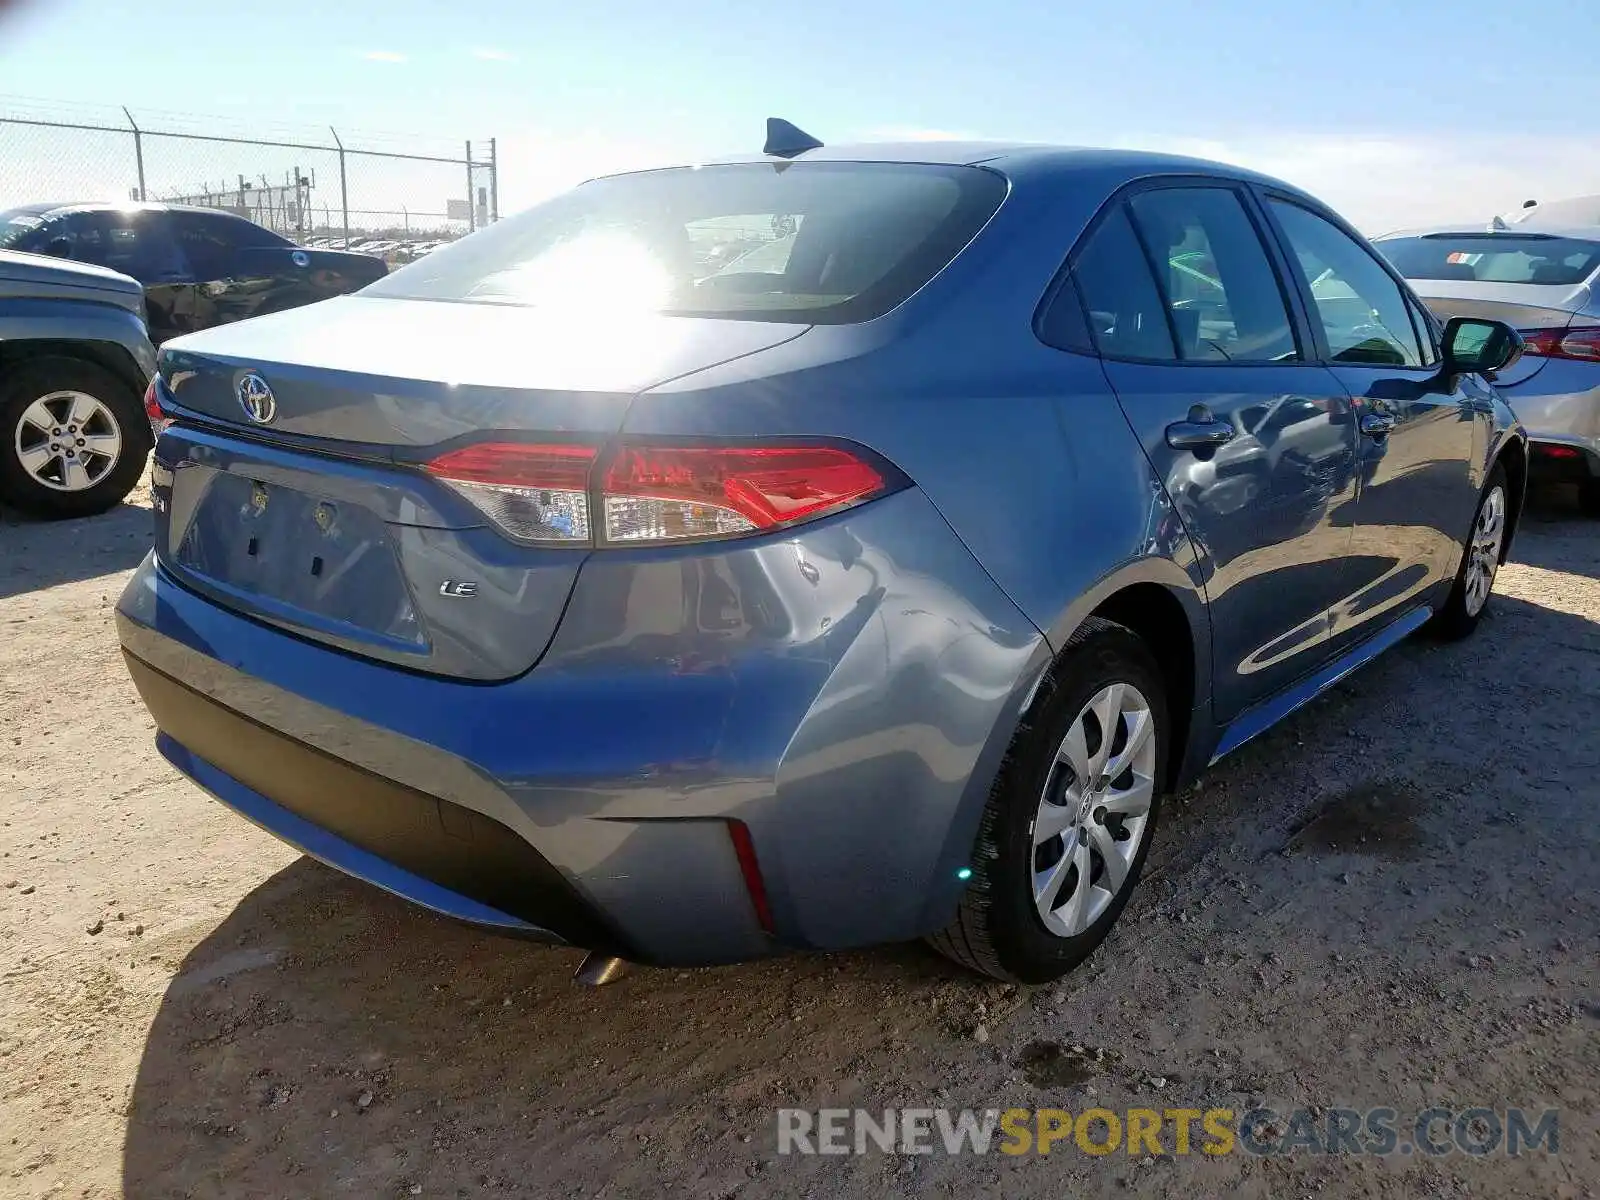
<box><xmin>1</xmin><ymin>472</ymin><xmax>1596</xmax><ymax>1199</ymax></box>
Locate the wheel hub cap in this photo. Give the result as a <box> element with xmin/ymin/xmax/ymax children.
<box><xmin>1463</xmin><ymin>484</ymin><xmax>1506</xmax><ymax>618</ymax></box>
<box><xmin>1031</xmin><ymin>681</ymin><xmax>1157</xmax><ymax>939</ymax></box>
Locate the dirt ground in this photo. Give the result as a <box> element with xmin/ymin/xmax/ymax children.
<box><xmin>1</xmin><ymin>470</ymin><xmax>1596</xmax><ymax>1200</ymax></box>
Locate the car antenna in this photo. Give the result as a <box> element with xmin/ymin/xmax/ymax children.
<box><xmin>764</xmin><ymin>118</ymin><xmax>823</xmax><ymax>159</ymax></box>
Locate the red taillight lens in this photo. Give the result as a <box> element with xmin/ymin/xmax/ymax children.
<box><xmin>143</xmin><ymin>376</ymin><xmax>173</xmax><ymax>438</ymax></box>
<box><xmin>1535</xmin><ymin>443</ymin><xmax>1582</xmax><ymax>460</ymax></box>
<box><xmin>423</xmin><ymin>440</ymin><xmax>892</xmax><ymax>547</ymax></box>
<box><xmin>600</xmin><ymin>445</ymin><xmax>886</xmax><ymax>543</ymax></box>
<box><xmin>425</xmin><ymin>442</ymin><xmax>597</xmax><ymax>544</ymax></box>
<box><xmin>1518</xmin><ymin>326</ymin><xmax>1600</xmax><ymax>361</ymax></box>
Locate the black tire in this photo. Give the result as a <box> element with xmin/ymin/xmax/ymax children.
<box><xmin>928</xmin><ymin>617</ymin><xmax>1168</xmax><ymax>983</ymax></box>
<box><xmin>0</xmin><ymin>356</ymin><xmax>151</xmax><ymax>520</ymax></box>
<box><xmin>1429</xmin><ymin>462</ymin><xmax>1510</xmax><ymax>642</ymax></box>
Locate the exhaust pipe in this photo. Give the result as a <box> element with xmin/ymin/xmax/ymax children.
<box><xmin>573</xmin><ymin>952</ymin><xmax>629</xmax><ymax>986</ymax></box>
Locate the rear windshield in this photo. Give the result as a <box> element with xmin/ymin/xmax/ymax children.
<box><xmin>363</xmin><ymin>162</ymin><xmax>1007</xmax><ymax>323</ymax></box>
<box><xmin>1379</xmin><ymin>234</ymin><xmax>1600</xmax><ymax>286</ymax></box>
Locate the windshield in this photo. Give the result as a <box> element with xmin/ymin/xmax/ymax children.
<box><xmin>1379</xmin><ymin>233</ymin><xmax>1600</xmax><ymax>286</ymax></box>
<box><xmin>0</xmin><ymin>208</ymin><xmax>50</xmax><ymax>250</ymax></box>
<box><xmin>363</xmin><ymin>162</ymin><xmax>1007</xmax><ymax>323</ymax></box>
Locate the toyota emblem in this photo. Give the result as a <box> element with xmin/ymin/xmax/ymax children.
<box><xmin>236</xmin><ymin>373</ymin><xmax>277</xmax><ymax>425</ymax></box>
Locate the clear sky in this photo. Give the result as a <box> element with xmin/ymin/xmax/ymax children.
<box><xmin>1</xmin><ymin>0</ymin><xmax>1597</xmax><ymax>232</ymax></box>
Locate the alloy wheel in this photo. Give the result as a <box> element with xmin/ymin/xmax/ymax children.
<box><xmin>12</xmin><ymin>391</ymin><xmax>124</xmax><ymax>493</ymax></box>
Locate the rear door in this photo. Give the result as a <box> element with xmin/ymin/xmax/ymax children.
<box><xmin>1261</xmin><ymin>197</ymin><xmax>1482</xmax><ymax>643</ymax></box>
<box><xmin>88</xmin><ymin>210</ymin><xmax>194</xmax><ymax>344</ymax></box>
<box><xmin>169</xmin><ymin>210</ymin><xmax>283</xmax><ymax>330</ymax></box>
<box><xmin>1064</xmin><ymin>180</ymin><xmax>1361</xmax><ymax>721</ymax></box>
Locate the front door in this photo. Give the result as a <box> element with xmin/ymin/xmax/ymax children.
<box><xmin>1261</xmin><ymin>197</ymin><xmax>1483</xmax><ymax>645</ymax></box>
<box><xmin>1069</xmin><ymin>182</ymin><xmax>1361</xmax><ymax>722</ymax></box>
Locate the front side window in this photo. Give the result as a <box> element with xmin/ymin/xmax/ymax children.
<box><xmin>1269</xmin><ymin>200</ymin><xmax>1424</xmax><ymax>367</ymax></box>
<box><xmin>364</xmin><ymin>163</ymin><xmax>1007</xmax><ymax>323</ymax></box>
<box><xmin>1128</xmin><ymin>187</ymin><xmax>1300</xmax><ymax>363</ymax></box>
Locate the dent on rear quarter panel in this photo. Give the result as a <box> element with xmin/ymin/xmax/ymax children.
<box><xmin>499</xmin><ymin>487</ymin><xmax>1046</xmax><ymax>952</ymax></box>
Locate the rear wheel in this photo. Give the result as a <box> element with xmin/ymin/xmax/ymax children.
<box><xmin>0</xmin><ymin>357</ymin><xmax>150</xmax><ymax>519</ymax></box>
<box><xmin>1429</xmin><ymin>463</ymin><xmax>1509</xmax><ymax>641</ymax></box>
<box><xmin>928</xmin><ymin>618</ymin><xmax>1167</xmax><ymax>983</ymax></box>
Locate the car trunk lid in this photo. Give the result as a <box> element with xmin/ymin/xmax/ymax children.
<box><xmin>152</xmin><ymin>297</ymin><xmax>808</xmax><ymax>679</ymax></box>
<box><xmin>1406</xmin><ymin>279</ymin><xmax>1591</xmax><ymax>387</ymax></box>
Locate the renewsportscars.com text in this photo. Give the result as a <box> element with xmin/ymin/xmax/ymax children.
<box><xmin>775</xmin><ymin>1106</ymin><xmax>1559</xmax><ymax>1158</ymax></box>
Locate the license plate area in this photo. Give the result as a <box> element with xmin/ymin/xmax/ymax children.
<box><xmin>172</xmin><ymin>469</ymin><xmax>425</xmax><ymax>648</ymax></box>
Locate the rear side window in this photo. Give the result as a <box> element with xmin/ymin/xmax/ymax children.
<box><xmin>1128</xmin><ymin>187</ymin><xmax>1299</xmax><ymax>362</ymax></box>
<box><xmin>1379</xmin><ymin>234</ymin><xmax>1600</xmax><ymax>286</ymax></box>
<box><xmin>1070</xmin><ymin>207</ymin><xmax>1176</xmax><ymax>361</ymax></box>
<box><xmin>1268</xmin><ymin>200</ymin><xmax>1425</xmax><ymax>368</ymax></box>
<box><xmin>365</xmin><ymin>162</ymin><xmax>1007</xmax><ymax>324</ymax></box>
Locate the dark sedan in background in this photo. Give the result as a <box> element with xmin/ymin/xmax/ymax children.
<box><xmin>0</xmin><ymin>202</ymin><xmax>387</xmax><ymax>344</ymax></box>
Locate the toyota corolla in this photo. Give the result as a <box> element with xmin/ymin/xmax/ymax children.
<box><xmin>119</xmin><ymin>126</ymin><xmax>1527</xmax><ymax>983</ymax></box>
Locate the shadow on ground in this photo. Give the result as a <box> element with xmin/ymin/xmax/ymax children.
<box><xmin>0</xmin><ymin>497</ymin><xmax>151</xmax><ymax>599</ymax></box>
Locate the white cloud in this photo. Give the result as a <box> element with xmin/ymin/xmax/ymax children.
<box><xmin>472</xmin><ymin>48</ymin><xmax>515</xmax><ymax>62</ymax></box>
<box><xmin>360</xmin><ymin>50</ymin><xmax>408</xmax><ymax>63</ymax></box>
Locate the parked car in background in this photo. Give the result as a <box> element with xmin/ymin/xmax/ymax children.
<box><xmin>1377</xmin><ymin>226</ymin><xmax>1600</xmax><ymax>513</ymax></box>
<box><xmin>0</xmin><ymin>249</ymin><xmax>155</xmax><ymax>518</ymax></box>
<box><xmin>0</xmin><ymin>203</ymin><xmax>388</xmax><ymax>345</ymax></box>
<box><xmin>121</xmin><ymin>136</ymin><xmax>1527</xmax><ymax>984</ymax></box>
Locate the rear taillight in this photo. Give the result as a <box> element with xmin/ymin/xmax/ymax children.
<box><xmin>1518</xmin><ymin>326</ymin><xmax>1600</xmax><ymax>361</ymax></box>
<box><xmin>601</xmin><ymin>445</ymin><xmax>885</xmax><ymax>543</ymax></box>
<box><xmin>144</xmin><ymin>377</ymin><xmax>173</xmax><ymax>439</ymax></box>
<box><xmin>423</xmin><ymin>440</ymin><xmax>893</xmax><ymax>547</ymax></box>
<box><xmin>424</xmin><ymin>442</ymin><xmax>596</xmax><ymax>544</ymax></box>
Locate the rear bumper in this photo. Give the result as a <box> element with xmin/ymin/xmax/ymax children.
<box><xmin>117</xmin><ymin>486</ymin><xmax>1047</xmax><ymax>965</ymax></box>
<box><xmin>130</xmin><ymin>656</ymin><xmax>612</xmax><ymax>948</ymax></box>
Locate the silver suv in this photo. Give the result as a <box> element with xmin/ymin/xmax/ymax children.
<box><xmin>0</xmin><ymin>249</ymin><xmax>156</xmax><ymax>519</ymax></box>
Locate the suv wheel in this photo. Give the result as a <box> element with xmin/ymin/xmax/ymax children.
<box><xmin>1429</xmin><ymin>462</ymin><xmax>1508</xmax><ymax>641</ymax></box>
<box><xmin>928</xmin><ymin>617</ymin><xmax>1167</xmax><ymax>983</ymax></box>
<box><xmin>0</xmin><ymin>357</ymin><xmax>151</xmax><ymax>520</ymax></box>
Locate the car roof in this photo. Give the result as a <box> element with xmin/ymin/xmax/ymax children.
<box><xmin>5</xmin><ymin>201</ymin><xmax>255</xmax><ymax>219</ymax></box>
<box><xmin>599</xmin><ymin>141</ymin><xmax>1315</xmax><ymax>202</ymax></box>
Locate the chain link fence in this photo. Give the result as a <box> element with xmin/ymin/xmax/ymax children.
<box><xmin>0</xmin><ymin>97</ymin><xmax>498</xmax><ymax>262</ymax></box>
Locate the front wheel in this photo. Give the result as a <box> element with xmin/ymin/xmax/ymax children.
<box><xmin>0</xmin><ymin>356</ymin><xmax>151</xmax><ymax>520</ymax></box>
<box><xmin>1429</xmin><ymin>463</ymin><xmax>1509</xmax><ymax>641</ymax></box>
<box><xmin>928</xmin><ymin>617</ymin><xmax>1167</xmax><ymax>983</ymax></box>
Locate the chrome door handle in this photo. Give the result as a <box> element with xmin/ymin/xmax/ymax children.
<box><xmin>1166</xmin><ymin>419</ymin><xmax>1236</xmax><ymax>450</ymax></box>
<box><xmin>1359</xmin><ymin>412</ymin><xmax>1397</xmax><ymax>438</ymax></box>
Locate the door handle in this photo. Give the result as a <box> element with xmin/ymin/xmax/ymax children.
<box><xmin>1359</xmin><ymin>412</ymin><xmax>1397</xmax><ymax>439</ymax></box>
<box><xmin>1166</xmin><ymin>418</ymin><xmax>1236</xmax><ymax>450</ymax></box>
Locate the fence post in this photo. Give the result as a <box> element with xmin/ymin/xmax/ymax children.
<box><xmin>465</xmin><ymin>140</ymin><xmax>476</xmax><ymax>233</ymax></box>
<box><xmin>489</xmin><ymin>137</ymin><xmax>499</xmax><ymax>222</ymax></box>
<box><xmin>330</xmin><ymin>126</ymin><xmax>350</xmax><ymax>249</ymax></box>
<box><xmin>122</xmin><ymin>107</ymin><xmax>146</xmax><ymax>201</ymax></box>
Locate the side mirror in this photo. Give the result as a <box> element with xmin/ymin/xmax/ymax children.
<box><xmin>1442</xmin><ymin>316</ymin><xmax>1524</xmax><ymax>377</ymax></box>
